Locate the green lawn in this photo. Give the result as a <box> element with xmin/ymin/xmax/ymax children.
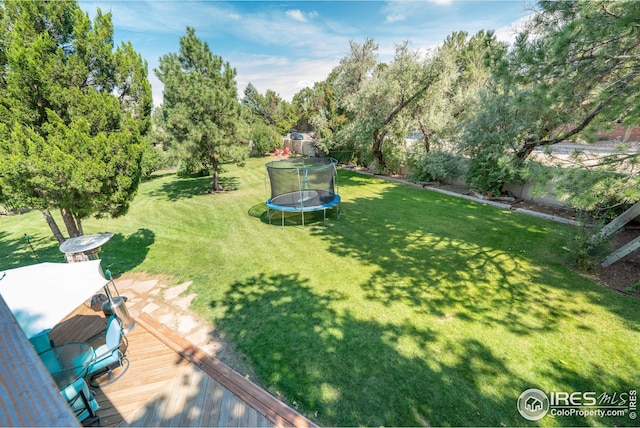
<box><xmin>2</xmin><ymin>156</ymin><xmax>639</xmax><ymax>426</ymax></box>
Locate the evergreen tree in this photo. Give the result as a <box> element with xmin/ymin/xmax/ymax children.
<box><xmin>461</xmin><ymin>0</ymin><xmax>640</xmax><ymax>200</ymax></box>
<box><xmin>155</xmin><ymin>27</ymin><xmax>247</xmax><ymax>192</ymax></box>
<box><xmin>506</xmin><ymin>0</ymin><xmax>640</xmax><ymax>161</ymax></box>
<box><xmin>0</xmin><ymin>0</ymin><xmax>152</xmax><ymax>242</ymax></box>
<box><xmin>242</xmin><ymin>83</ymin><xmax>264</xmax><ymax>120</ymax></box>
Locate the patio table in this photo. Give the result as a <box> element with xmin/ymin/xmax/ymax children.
<box><xmin>38</xmin><ymin>342</ymin><xmax>94</xmax><ymax>390</ymax></box>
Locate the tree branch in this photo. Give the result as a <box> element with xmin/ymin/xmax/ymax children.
<box><xmin>516</xmin><ymin>70</ymin><xmax>638</xmax><ymax>162</ymax></box>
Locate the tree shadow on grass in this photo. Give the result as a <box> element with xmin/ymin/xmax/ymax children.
<box><xmin>0</xmin><ymin>229</ymin><xmax>68</xmax><ymax>268</ymax></box>
<box><xmin>314</xmin><ymin>171</ymin><xmax>640</xmax><ymax>334</ymax></box>
<box><xmin>213</xmin><ymin>272</ymin><xmax>528</xmax><ymax>427</ymax></box>
<box><xmin>297</xmin><ymin>171</ymin><xmax>640</xmax><ymax>425</ymax></box>
<box><xmin>0</xmin><ymin>230</ymin><xmax>40</xmax><ymax>268</ymax></box>
<box><xmin>538</xmin><ymin>361</ymin><xmax>638</xmax><ymax>427</ymax></box>
<box><xmin>98</xmin><ymin>228</ymin><xmax>155</xmax><ymax>277</ymax></box>
<box><xmin>148</xmin><ymin>175</ymin><xmax>239</xmax><ymax>201</ymax></box>
<box><xmin>142</xmin><ymin>170</ymin><xmax>177</xmax><ymax>182</ymax></box>
<box><xmin>0</xmin><ymin>227</ymin><xmax>154</xmax><ymax>276</ymax></box>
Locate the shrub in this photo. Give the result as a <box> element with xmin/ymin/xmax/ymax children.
<box><xmin>563</xmin><ymin>218</ymin><xmax>611</xmax><ymax>271</ymax></box>
<box><xmin>380</xmin><ymin>141</ymin><xmax>407</xmax><ymax>174</ymax></box>
<box><xmin>176</xmin><ymin>157</ymin><xmax>208</xmax><ymax>177</ymax></box>
<box><xmin>251</xmin><ymin>123</ymin><xmax>281</xmax><ymax>155</ymax></box>
<box><xmin>140</xmin><ymin>143</ymin><xmax>168</xmax><ymax>177</ymax></box>
<box><xmin>409</xmin><ymin>150</ymin><xmax>464</xmax><ymax>183</ymax></box>
<box><xmin>465</xmin><ymin>147</ymin><xmax>521</xmax><ymax>196</ymax></box>
<box><xmin>549</xmin><ymin>167</ymin><xmax>639</xmax><ymax>223</ymax></box>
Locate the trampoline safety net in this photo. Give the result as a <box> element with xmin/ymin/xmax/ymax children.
<box><xmin>265</xmin><ymin>157</ymin><xmax>341</xmax><ymax>226</ymax></box>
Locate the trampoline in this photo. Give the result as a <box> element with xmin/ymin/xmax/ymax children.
<box><xmin>266</xmin><ymin>157</ymin><xmax>341</xmax><ymax>226</ymax></box>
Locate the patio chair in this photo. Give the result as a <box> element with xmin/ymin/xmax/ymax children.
<box><xmin>60</xmin><ymin>377</ymin><xmax>100</xmax><ymax>426</ymax></box>
<box><xmin>28</xmin><ymin>328</ymin><xmax>54</xmax><ymax>354</ymax></box>
<box><xmin>86</xmin><ymin>316</ymin><xmax>129</xmax><ymax>387</ymax></box>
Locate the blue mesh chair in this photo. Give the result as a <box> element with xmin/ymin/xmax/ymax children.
<box><xmin>86</xmin><ymin>316</ymin><xmax>129</xmax><ymax>387</ymax></box>
<box><xmin>60</xmin><ymin>377</ymin><xmax>100</xmax><ymax>426</ymax></box>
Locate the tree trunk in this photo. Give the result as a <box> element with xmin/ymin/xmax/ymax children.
<box><xmin>42</xmin><ymin>210</ymin><xmax>66</xmax><ymax>244</ymax></box>
<box><xmin>210</xmin><ymin>156</ymin><xmax>224</xmax><ymax>192</ymax></box>
<box><xmin>372</xmin><ymin>78</ymin><xmax>436</xmax><ymax>171</ymax></box>
<box><xmin>372</xmin><ymin>129</ymin><xmax>387</xmax><ymax>171</ymax></box>
<box><xmin>417</xmin><ymin>118</ymin><xmax>431</xmax><ymax>153</ymax></box>
<box><xmin>60</xmin><ymin>207</ymin><xmax>81</xmax><ymax>237</ymax></box>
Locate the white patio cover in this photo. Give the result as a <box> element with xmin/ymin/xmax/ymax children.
<box><xmin>0</xmin><ymin>260</ymin><xmax>107</xmax><ymax>338</ymax></box>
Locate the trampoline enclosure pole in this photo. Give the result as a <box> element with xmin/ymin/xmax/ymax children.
<box><xmin>297</xmin><ymin>166</ymin><xmax>304</xmax><ymax>226</ymax></box>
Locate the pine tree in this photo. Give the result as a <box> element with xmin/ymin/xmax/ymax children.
<box><xmin>155</xmin><ymin>27</ymin><xmax>247</xmax><ymax>192</ymax></box>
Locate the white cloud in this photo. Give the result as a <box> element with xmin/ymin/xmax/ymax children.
<box><xmin>286</xmin><ymin>9</ymin><xmax>307</xmax><ymax>23</ymax></box>
<box><xmin>296</xmin><ymin>80</ymin><xmax>315</xmax><ymax>88</ymax></box>
<box><xmin>151</xmin><ymin>55</ymin><xmax>335</xmax><ymax>106</ymax></box>
<box><xmin>494</xmin><ymin>14</ymin><xmax>532</xmax><ymax>45</ymax></box>
<box><xmin>385</xmin><ymin>14</ymin><xmax>406</xmax><ymax>24</ymax></box>
<box><xmin>234</xmin><ymin>56</ymin><xmax>338</xmax><ymax>101</ymax></box>
<box><xmin>83</xmin><ymin>1</ymin><xmax>203</xmax><ymax>33</ymax></box>
<box><xmin>81</xmin><ymin>0</ymin><xmax>531</xmax><ymax>107</ymax></box>
<box><xmin>149</xmin><ymin>73</ymin><xmax>164</xmax><ymax>108</ymax></box>
<box><xmin>415</xmin><ymin>43</ymin><xmax>440</xmax><ymax>60</ymax></box>
<box><xmin>101</xmin><ymin>1</ymin><xmax>347</xmax><ymax>107</ymax></box>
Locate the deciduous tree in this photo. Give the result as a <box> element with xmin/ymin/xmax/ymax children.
<box><xmin>334</xmin><ymin>41</ymin><xmax>440</xmax><ymax>171</ymax></box>
<box><xmin>413</xmin><ymin>30</ymin><xmax>503</xmax><ymax>153</ymax></box>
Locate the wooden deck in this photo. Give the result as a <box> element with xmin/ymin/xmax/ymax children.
<box><xmin>50</xmin><ymin>303</ymin><xmax>315</xmax><ymax>427</ymax></box>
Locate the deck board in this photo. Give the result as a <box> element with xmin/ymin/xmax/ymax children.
<box><xmin>136</xmin><ymin>313</ymin><xmax>315</xmax><ymax>428</ymax></box>
<box><xmin>204</xmin><ymin>377</ymin><xmax>224</xmax><ymax>426</ymax></box>
<box><xmin>49</xmin><ymin>303</ymin><xmax>314</xmax><ymax>427</ymax></box>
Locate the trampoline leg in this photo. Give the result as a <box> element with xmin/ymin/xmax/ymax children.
<box><xmin>302</xmin><ymin>211</ymin><xmax>305</xmax><ymax>227</ymax></box>
<box><xmin>281</xmin><ymin>210</ymin><xmax>284</xmax><ymax>228</ymax></box>
<box><xmin>323</xmin><ymin>209</ymin><xmax>326</xmax><ymax>226</ymax></box>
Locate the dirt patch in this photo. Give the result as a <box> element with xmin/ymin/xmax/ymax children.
<box><xmin>510</xmin><ymin>199</ymin><xmax>578</xmax><ymax>222</ymax></box>
<box><xmin>592</xmin><ymin>227</ymin><xmax>640</xmax><ymax>295</ymax></box>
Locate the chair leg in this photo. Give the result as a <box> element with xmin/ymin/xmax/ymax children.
<box><xmin>88</xmin><ymin>357</ymin><xmax>130</xmax><ymax>388</ymax></box>
<box><xmin>77</xmin><ymin>390</ymin><xmax>101</xmax><ymax>427</ymax></box>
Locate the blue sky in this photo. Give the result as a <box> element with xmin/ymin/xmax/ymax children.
<box><xmin>79</xmin><ymin>1</ymin><xmax>532</xmax><ymax>107</ymax></box>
